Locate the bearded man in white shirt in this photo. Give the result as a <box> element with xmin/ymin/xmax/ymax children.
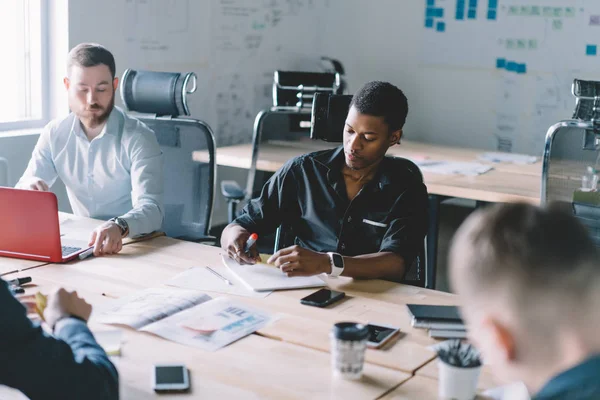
<box><xmin>16</xmin><ymin>43</ymin><xmax>164</xmax><ymax>257</ymax></box>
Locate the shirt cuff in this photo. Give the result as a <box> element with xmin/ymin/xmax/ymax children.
<box><xmin>53</xmin><ymin>316</ymin><xmax>90</xmax><ymax>337</ymax></box>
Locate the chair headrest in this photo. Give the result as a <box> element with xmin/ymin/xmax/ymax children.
<box><xmin>120</xmin><ymin>69</ymin><xmax>197</xmax><ymax>116</ymax></box>
<box><xmin>272</xmin><ymin>71</ymin><xmax>343</xmax><ymax>109</ymax></box>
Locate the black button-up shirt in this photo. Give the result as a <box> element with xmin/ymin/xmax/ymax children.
<box><xmin>234</xmin><ymin>146</ymin><xmax>428</xmax><ymax>264</ymax></box>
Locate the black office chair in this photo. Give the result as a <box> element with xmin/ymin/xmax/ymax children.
<box><xmin>221</xmin><ymin>59</ymin><xmax>346</xmax><ymax>222</ymax></box>
<box><xmin>120</xmin><ymin>69</ymin><xmax>217</xmax><ymax>242</ymax></box>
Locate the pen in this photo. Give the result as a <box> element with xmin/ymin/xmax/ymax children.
<box><xmin>78</xmin><ymin>247</ymin><xmax>94</xmax><ymax>260</ymax></box>
<box><xmin>9</xmin><ymin>285</ymin><xmax>25</xmax><ymax>295</ymax></box>
<box><xmin>205</xmin><ymin>266</ymin><xmax>233</xmax><ymax>286</ymax></box>
<box><xmin>6</xmin><ymin>276</ymin><xmax>32</xmax><ymax>287</ymax></box>
<box><xmin>244</xmin><ymin>233</ymin><xmax>258</xmax><ymax>254</ymax></box>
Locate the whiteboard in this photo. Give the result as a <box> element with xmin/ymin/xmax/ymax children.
<box><xmin>70</xmin><ymin>0</ymin><xmax>330</xmax><ymax>147</ymax></box>
<box><xmin>418</xmin><ymin>0</ymin><xmax>600</xmax><ymax>153</ymax></box>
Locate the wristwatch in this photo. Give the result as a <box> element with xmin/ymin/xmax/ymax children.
<box><xmin>327</xmin><ymin>252</ymin><xmax>345</xmax><ymax>277</ymax></box>
<box><xmin>109</xmin><ymin>217</ymin><xmax>129</xmax><ymax>238</ymax></box>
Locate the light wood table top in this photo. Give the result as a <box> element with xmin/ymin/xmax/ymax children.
<box><xmin>2</xmin><ymin>230</ymin><xmax>493</xmax><ymax>398</ymax></box>
<box><xmin>7</xmin><ymin>236</ymin><xmax>449</xmax><ymax>374</ymax></box>
<box><xmin>2</xmin><ymin>279</ymin><xmax>410</xmax><ymax>400</ymax></box>
<box><xmin>193</xmin><ymin>140</ymin><xmax>542</xmax><ymax>204</ymax></box>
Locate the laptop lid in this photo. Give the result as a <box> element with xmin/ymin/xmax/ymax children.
<box><xmin>0</xmin><ymin>187</ymin><xmax>64</xmax><ymax>262</ymax></box>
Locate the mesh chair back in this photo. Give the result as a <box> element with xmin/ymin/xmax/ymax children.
<box><xmin>120</xmin><ymin>69</ymin><xmax>216</xmax><ymax>240</ymax></box>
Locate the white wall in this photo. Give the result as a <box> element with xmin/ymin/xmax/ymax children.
<box><xmin>6</xmin><ymin>0</ymin><xmax>588</xmax><ymax>224</ymax></box>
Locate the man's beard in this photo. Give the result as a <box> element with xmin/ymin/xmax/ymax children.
<box><xmin>78</xmin><ymin>95</ymin><xmax>114</xmax><ymax>128</ymax></box>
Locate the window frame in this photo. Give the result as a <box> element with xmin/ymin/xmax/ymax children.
<box><xmin>0</xmin><ymin>0</ymin><xmax>50</xmax><ymax>132</ymax></box>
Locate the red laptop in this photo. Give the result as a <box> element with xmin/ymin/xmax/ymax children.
<box><xmin>0</xmin><ymin>187</ymin><xmax>91</xmax><ymax>262</ymax></box>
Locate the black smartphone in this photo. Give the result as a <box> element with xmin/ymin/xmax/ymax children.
<box><xmin>300</xmin><ymin>288</ymin><xmax>345</xmax><ymax>307</ymax></box>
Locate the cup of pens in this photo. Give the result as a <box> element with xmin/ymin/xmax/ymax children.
<box><xmin>437</xmin><ymin>340</ymin><xmax>482</xmax><ymax>400</ymax></box>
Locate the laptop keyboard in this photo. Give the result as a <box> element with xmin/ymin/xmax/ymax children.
<box><xmin>62</xmin><ymin>246</ymin><xmax>81</xmax><ymax>257</ymax></box>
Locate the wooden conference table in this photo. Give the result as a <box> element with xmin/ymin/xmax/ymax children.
<box><xmin>0</xmin><ymin>214</ymin><xmax>506</xmax><ymax>399</ymax></box>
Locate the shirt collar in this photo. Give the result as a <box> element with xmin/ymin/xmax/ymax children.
<box><xmin>70</xmin><ymin>107</ymin><xmax>119</xmax><ymax>140</ymax></box>
<box><xmin>534</xmin><ymin>354</ymin><xmax>600</xmax><ymax>399</ymax></box>
<box><xmin>313</xmin><ymin>146</ymin><xmax>392</xmax><ymax>191</ymax></box>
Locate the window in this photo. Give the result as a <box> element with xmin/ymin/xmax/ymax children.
<box><xmin>0</xmin><ymin>0</ymin><xmax>48</xmax><ymax>131</ymax></box>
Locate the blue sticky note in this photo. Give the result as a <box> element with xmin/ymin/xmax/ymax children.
<box><xmin>487</xmin><ymin>10</ymin><xmax>497</xmax><ymax>19</ymax></box>
<box><xmin>586</xmin><ymin>45</ymin><xmax>597</xmax><ymax>56</ymax></box>
<box><xmin>496</xmin><ymin>58</ymin><xmax>506</xmax><ymax>69</ymax></box>
<box><xmin>426</xmin><ymin>7</ymin><xmax>436</xmax><ymax>17</ymax></box>
<box><xmin>469</xmin><ymin>0</ymin><xmax>477</xmax><ymax>7</ymax></box>
<box><xmin>517</xmin><ymin>64</ymin><xmax>527</xmax><ymax>74</ymax></box>
<box><xmin>456</xmin><ymin>9</ymin><xmax>465</xmax><ymax>20</ymax></box>
<box><xmin>488</xmin><ymin>0</ymin><xmax>497</xmax><ymax>9</ymax></box>
<box><xmin>435</xmin><ymin>8</ymin><xmax>444</xmax><ymax>17</ymax></box>
<box><xmin>425</xmin><ymin>18</ymin><xmax>435</xmax><ymax>28</ymax></box>
<box><xmin>468</xmin><ymin>9</ymin><xmax>477</xmax><ymax>19</ymax></box>
<box><xmin>436</xmin><ymin>21</ymin><xmax>446</xmax><ymax>32</ymax></box>
<box><xmin>506</xmin><ymin>61</ymin><xmax>518</xmax><ymax>72</ymax></box>
<box><xmin>427</xmin><ymin>0</ymin><xmax>435</xmax><ymax>6</ymax></box>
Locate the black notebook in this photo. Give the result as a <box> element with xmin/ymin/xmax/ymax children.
<box><xmin>406</xmin><ymin>304</ymin><xmax>463</xmax><ymax>323</ymax></box>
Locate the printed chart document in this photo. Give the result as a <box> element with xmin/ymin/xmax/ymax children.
<box><xmin>222</xmin><ymin>255</ymin><xmax>326</xmax><ymax>292</ymax></box>
<box><xmin>97</xmin><ymin>288</ymin><xmax>273</xmax><ymax>351</ymax></box>
<box><xmin>142</xmin><ymin>297</ymin><xmax>274</xmax><ymax>351</ymax></box>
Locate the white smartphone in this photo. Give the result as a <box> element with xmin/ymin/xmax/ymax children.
<box><xmin>153</xmin><ymin>364</ymin><xmax>190</xmax><ymax>392</ymax></box>
<box><xmin>366</xmin><ymin>323</ymin><xmax>400</xmax><ymax>349</ymax></box>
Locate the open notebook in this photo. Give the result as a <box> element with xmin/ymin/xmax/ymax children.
<box><xmin>222</xmin><ymin>255</ymin><xmax>326</xmax><ymax>292</ymax></box>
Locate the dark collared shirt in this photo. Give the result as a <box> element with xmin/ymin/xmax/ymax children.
<box><xmin>234</xmin><ymin>146</ymin><xmax>428</xmax><ymax>265</ymax></box>
<box><xmin>533</xmin><ymin>354</ymin><xmax>600</xmax><ymax>400</ymax></box>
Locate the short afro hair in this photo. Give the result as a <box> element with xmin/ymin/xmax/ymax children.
<box><xmin>350</xmin><ymin>81</ymin><xmax>408</xmax><ymax>132</ymax></box>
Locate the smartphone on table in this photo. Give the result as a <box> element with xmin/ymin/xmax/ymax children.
<box><xmin>300</xmin><ymin>288</ymin><xmax>345</xmax><ymax>307</ymax></box>
<box><xmin>366</xmin><ymin>323</ymin><xmax>400</xmax><ymax>349</ymax></box>
<box><xmin>153</xmin><ymin>364</ymin><xmax>190</xmax><ymax>393</ymax></box>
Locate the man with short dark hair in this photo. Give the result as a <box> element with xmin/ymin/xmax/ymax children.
<box><xmin>221</xmin><ymin>81</ymin><xmax>428</xmax><ymax>281</ymax></box>
<box><xmin>449</xmin><ymin>203</ymin><xmax>600</xmax><ymax>400</ymax></box>
<box><xmin>17</xmin><ymin>43</ymin><xmax>164</xmax><ymax>256</ymax></box>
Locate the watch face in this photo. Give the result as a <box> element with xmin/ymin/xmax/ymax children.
<box><xmin>332</xmin><ymin>253</ymin><xmax>344</xmax><ymax>268</ymax></box>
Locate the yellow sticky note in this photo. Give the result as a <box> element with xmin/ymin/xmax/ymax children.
<box><xmin>35</xmin><ymin>292</ymin><xmax>47</xmax><ymax>321</ymax></box>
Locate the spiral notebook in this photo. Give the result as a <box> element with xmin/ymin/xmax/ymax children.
<box><xmin>221</xmin><ymin>255</ymin><xmax>326</xmax><ymax>292</ymax></box>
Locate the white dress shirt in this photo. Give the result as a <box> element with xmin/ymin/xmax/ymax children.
<box><xmin>16</xmin><ymin>107</ymin><xmax>164</xmax><ymax>237</ymax></box>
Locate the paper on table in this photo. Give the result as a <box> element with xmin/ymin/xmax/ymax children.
<box><xmin>419</xmin><ymin>161</ymin><xmax>493</xmax><ymax>176</ymax></box>
<box><xmin>97</xmin><ymin>287</ymin><xmax>212</xmax><ymax>329</ymax></box>
<box><xmin>222</xmin><ymin>255</ymin><xmax>326</xmax><ymax>292</ymax></box>
<box><xmin>141</xmin><ymin>297</ymin><xmax>274</xmax><ymax>351</ymax></box>
<box><xmin>478</xmin><ymin>152</ymin><xmax>537</xmax><ymax>164</ymax></box>
<box><xmin>166</xmin><ymin>266</ymin><xmax>272</xmax><ymax>298</ymax></box>
<box><xmin>94</xmin><ymin>329</ymin><xmax>123</xmax><ymax>356</ymax></box>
